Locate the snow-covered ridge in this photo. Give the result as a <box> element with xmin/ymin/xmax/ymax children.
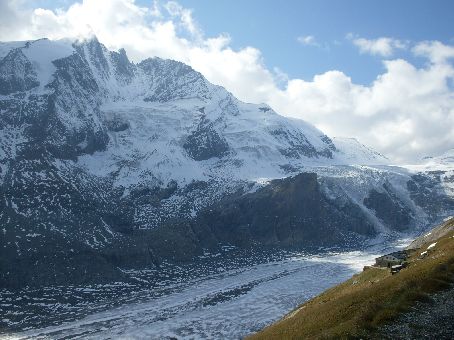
<box><xmin>332</xmin><ymin>137</ymin><xmax>389</xmax><ymax>165</ymax></box>
<box><xmin>422</xmin><ymin>148</ymin><xmax>454</xmax><ymax>167</ymax></box>
<box><xmin>401</xmin><ymin>149</ymin><xmax>454</xmax><ymax>174</ymax></box>
<box><xmin>0</xmin><ymin>37</ymin><xmax>390</xmax><ymax>189</ymax></box>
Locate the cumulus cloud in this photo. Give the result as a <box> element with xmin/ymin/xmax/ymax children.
<box><xmin>270</xmin><ymin>60</ymin><xmax>454</xmax><ymax>162</ymax></box>
<box><xmin>413</xmin><ymin>40</ymin><xmax>454</xmax><ymax>64</ymax></box>
<box><xmin>1</xmin><ymin>0</ymin><xmax>453</xmax><ymax>163</ymax></box>
<box><xmin>348</xmin><ymin>34</ymin><xmax>407</xmax><ymax>57</ymax></box>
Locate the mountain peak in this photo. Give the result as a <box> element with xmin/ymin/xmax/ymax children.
<box><xmin>333</xmin><ymin>137</ymin><xmax>389</xmax><ymax>165</ymax></box>
<box><xmin>0</xmin><ymin>37</ymin><xmax>390</xmax><ymax>179</ymax></box>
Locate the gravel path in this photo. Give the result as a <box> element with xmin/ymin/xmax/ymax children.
<box><xmin>375</xmin><ymin>285</ymin><xmax>454</xmax><ymax>339</ymax></box>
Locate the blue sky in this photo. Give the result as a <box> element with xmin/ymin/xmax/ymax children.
<box><xmin>2</xmin><ymin>0</ymin><xmax>454</xmax><ymax>162</ymax></box>
<box><xmin>28</xmin><ymin>0</ymin><xmax>454</xmax><ymax>85</ymax></box>
<box><xmin>175</xmin><ymin>0</ymin><xmax>454</xmax><ymax>84</ymax></box>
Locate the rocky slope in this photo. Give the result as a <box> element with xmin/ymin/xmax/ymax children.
<box><xmin>376</xmin><ymin>286</ymin><xmax>454</xmax><ymax>339</ymax></box>
<box><xmin>406</xmin><ymin>216</ymin><xmax>454</xmax><ymax>249</ymax></box>
<box><xmin>0</xmin><ymin>37</ymin><xmax>453</xmax><ymax>288</ymax></box>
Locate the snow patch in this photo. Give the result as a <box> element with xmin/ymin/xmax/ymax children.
<box><xmin>22</xmin><ymin>39</ymin><xmax>74</xmax><ymax>91</ymax></box>
<box><xmin>427</xmin><ymin>242</ymin><xmax>437</xmax><ymax>250</ymax></box>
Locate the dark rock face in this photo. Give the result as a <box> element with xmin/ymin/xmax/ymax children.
<box><xmin>0</xmin><ymin>49</ymin><xmax>39</xmax><ymax>94</ymax></box>
<box><xmin>270</xmin><ymin>127</ymin><xmax>334</xmax><ymax>159</ymax></box>
<box><xmin>105</xmin><ymin>119</ymin><xmax>129</xmax><ymax>132</ymax></box>
<box><xmin>407</xmin><ymin>172</ymin><xmax>454</xmax><ymax>220</ymax></box>
<box><xmin>320</xmin><ymin>134</ymin><xmax>337</xmax><ymax>152</ymax></box>
<box><xmin>140</xmin><ymin>58</ymin><xmax>211</xmax><ymax>102</ymax></box>
<box><xmin>110</xmin><ymin>48</ymin><xmax>135</xmax><ymax>83</ymax></box>
<box><xmin>188</xmin><ymin>173</ymin><xmax>375</xmax><ymax>248</ymax></box>
<box><xmin>49</xmin><ymin>53</ymin><xmax>108</xmax><ymax>157</ymax></box>
<box><xmin>183</xmin><ymin>118</ymin><xmax>229</xmax><ymax>160</ymax></box>
<box><xmin>0</xmin><ymin>47</ymin><xmax>109</xmax><ymax>162</ymax></box>
<box><xmin>364</xmin><ymin>182</ymin><xmax>414</xmax><ymax>231</ymax></box>
<box><xmin>130</xmin><ymin>181</ymin><xmax>178</xmax><ymax>207</ymax></box>
<box><xmin>0</xmin><ymin>154</ymin><xmax>120</xmax><ymax>287</ymax></box>
<box><xmin>74</xmin><ymin>37</ymin><xmax>110</xmax><ymax>81</ymax></box>
<box><xmin>0</xmin><ymin>171</ymin><xmax>375</xmax><ymax>289</ymax></box>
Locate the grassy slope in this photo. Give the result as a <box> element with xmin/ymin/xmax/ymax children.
<box><xmin>249</xmin><ymin>218</ymin><xmax>454</xmax><ymax>340</ymax></box>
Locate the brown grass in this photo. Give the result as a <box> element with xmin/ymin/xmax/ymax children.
<box><xmin>248</xmin><ymin>226</ymin><xmax>454</xmax><ymax>340</ymax></box>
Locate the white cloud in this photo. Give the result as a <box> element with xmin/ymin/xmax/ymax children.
<box><xmin>0</xmin><ymin>0</ymin><xmax>453</xmax><ymax>163</ymax></box>
<box><xmin>297</xmin><ymin>35</ymin><xmax>318</xmax><ymax>46</ymax></box>
<box><xmin>164</xmin><ymin>1</ymin><xmax>199</xmax><ymax>38</ymax></box>
<box><xmin>413</xmin><ymin>40</ymin><xmax>454</xmax><ymax>64</ymax></box>
<box><xmin>269</xmin><ymin>59</ymin><xmax>454</xmax><ymax>162</ymax></box>
<box><xmin>348</xmin><ymin>34</ymin><xmax>407</xmax><ymax>57</ymax></box>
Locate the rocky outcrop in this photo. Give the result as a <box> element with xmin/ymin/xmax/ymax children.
<box><xmin>271</xmin><ymin>128</ymin><xmax>333</xmax><ymax>159</ymax></box>
<box><xmin>189</xmin><ymin>173</ymin><xmax>375</xmax><ymax>248</ymax></box>
<box><xmin>364</xmin><ymin>182</ymin><xmax>414</xmax><ymax>231</ymax></box>
<box><xmin>183</xmin><ymin>118</ymin><xmax>229</xmax><ymax>160</ymax></box>
<box><xmin>0</xmin><ymin>48</ymin><xmax>39</xmax><ymax>94</ymax></box>
<box><xmin>407</xmin><ymin>172</ymin><xmax>454</xmax><ymax>218</ymax></box>
<box><xmin>140</xmin><ymin>57</ymin><xmax>211</xmax><ymax>102</ymax></box>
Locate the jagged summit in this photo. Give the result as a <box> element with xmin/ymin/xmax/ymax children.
<box><xmin>0</xmin><ymin>36</ymin><xmax>385</xmax><ymax>189</ymax></box>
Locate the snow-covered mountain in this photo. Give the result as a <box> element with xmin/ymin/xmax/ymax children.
<box><xmin>332</xmin><ymin>137</ymin><xmax>389</xmax><ymax>165</ymax></box>
<box><xmin>0</xmin><ymin>37</ymin><xmax>383</xmax><ymax>183</ymax></box>
<box><xmin>421</xmin><ymin>149</ymin><xmax>454</xmax><ymax>168</ymax></box>
<box><xmin>0</xmin><ymin>37</ymin><xmax>453</xmax><ymax>288</ymax></box>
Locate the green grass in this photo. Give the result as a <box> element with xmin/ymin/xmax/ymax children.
<box><xmin>248</xmin><ymin>220</ymin><xmax>454</xmax><ymax>340</ymax></box>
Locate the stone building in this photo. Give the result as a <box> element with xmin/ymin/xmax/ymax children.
<box><xmin>375</xmin><ymin>251</ymin><xmax>407</xmax><ymax>268</ymax></box>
